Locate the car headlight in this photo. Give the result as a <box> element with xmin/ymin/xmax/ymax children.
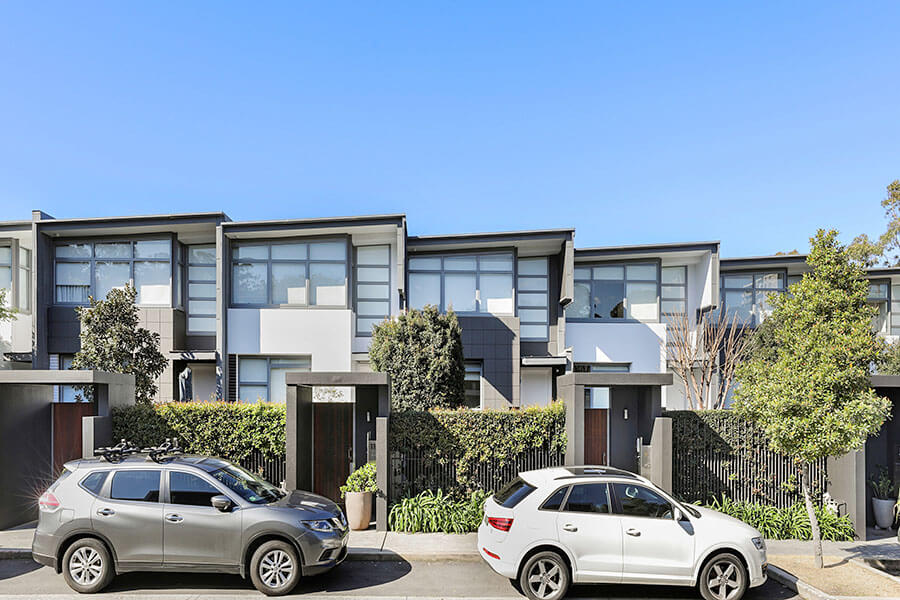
<box><xmin>751</xmin><ymin>536</ymin><xmax>765</xmax><ymax>551</ymax></box>
<box><xmin>302</xmin><ymin>519</ymin><xmax>335</xmax><ymax>533</ymax></box>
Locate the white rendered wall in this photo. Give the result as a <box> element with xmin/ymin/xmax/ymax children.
<box><xmin>521</xmin><ymin>367</ymin><xmax>553</xmax><ymax>407</ymax></box>
<box><xmin>566</xmin><ymin>321</ymin><xmax>667</xmax><ymax>373</ymax></box>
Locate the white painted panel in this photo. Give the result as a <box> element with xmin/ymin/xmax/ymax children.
<box><xmin>521</xmin><ymin>367</ymin><xmax>553</xmax><ymax>407</ymax></box>
<box><xmin>566</xmin><ymin>321</ymin><xmax>667</xmax><ymax>373</ymax></box>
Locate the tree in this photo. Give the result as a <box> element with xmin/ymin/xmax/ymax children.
<box><xmin>666</xmin><ymin>310</ymin><xmax>750</xmax><ymax>409</ymax></box>
<box><xmin>0</xmin><ymin>288</ymin><xmax>16</xmax><ymax>323</ymax></box>
<box><xmin>369</xmin><ymin>305</ymin><xmax>465</xmax><ymax>411</ymax></box>
<box><xmin>848</xmin><ymin>179</ymin><xmax>900</xmax><ymax>267</ymax></box>
<box><xmin>72</xmin><ymin>284</ymin><xmax>168</xmax><ymax>404</ymax></box>
<box><xmin>880</xmin><ymin>340</ymin><xmax>900</xmax><ymax>376</ymax></box>
<box><xmin>734</xmin><ymin>229</ymin><xmax>891</xmax><ymax>568</ymax></box>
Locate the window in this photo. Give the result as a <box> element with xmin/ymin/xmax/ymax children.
<box><xmin>661</xmin><ymin>266</ymin><xmax>687</xmax><ymax>315</ymax></box>
<box><xmin>238</xmin><ymin>356</ymin><xmax>311</xmax><ymax>403</ymax></box>
<box><xmin>54</xmin><ymin>239</ymin><xmax>172</xmax><ymax>305</ymax></box>
<box><xmin>494</xmin><ymin>477</ymin><xmax>537</xmax><ymax>508</ymax></box>
<box><xmin>355</xmin><ymin>245</ymin><xmax>391</xmax><ymax>335</ymax></box>
<box><xmin>868</xmin><ymin>281</ymin><xmax>889</xmax><ymax>334</ymax></box>
<box><xmin>563</xmin><ymin>483</ymin><xmax>611</xmax><ymax>514</ymax></box>
<box><xmin>169</xmin><ymin>472</ymin><xmax>222</xmax><ymax>507</ymax></box>
<box><xmin>0</xmin><ymin>246</ymin><xmax>10</xmax><ymax>307</ymax></box>
<box><xmin>540</xmin><ymin>487</ymin><xmax>569</xmax><ymax>511</ymax></box>
<box><xmin>408</xmin><ymin>253</ymin><xmax>513</xmax><ymax>315</ymax></box>
<box><xmin>110</xmin><ymin>470</ymin><xmax>160</xmax><ymax>502</ymax></box>
<box><xmin>231</xmin><ymin>240</ymin><xmax>347</xmax><ymax>307</ymax></box>
<box><xmin>612</xmin><ymin>482</ymin><xmax>673</xmax><ymax>519</ymax></box>
<box><xmin>464</xmin><ymin>362</ymin><xmax>483</xmax><ymax>409</ymax></box>
<box><xmin>585</xmin><ymin>387</ymin><xmax>610</xmax><ymax>409</ymax></box>
<box><xmin>187</xmin><ymin>245</ymin><xmax>216</xmax><ymax>333</ymax></box>
<box><xmin>518</xmin><ymin>257</ymin><xmax>549</xmax><ymax>340</ymax></box>
<box><xmin>57</xmin><ymin>354</ymin><xmax>83</xmax><ymax>402</ymax></box>
<box><xmin>569</xmin><ymin>262</ymin><xmax>659</xmax><ymax>322</ymax></box>
<box><xmin>719</xmin><ymin>271</ymin><xmax>785</xmax><ymax>327</ymax></box>
<box><xmin>80</xmin><ymin>471</ymin><xmax>108</xmax><ymax>495</ymax></box>
<box><xmin>892</xmin><ymin>285</ymin><xmax>900</xmax><ymax>336</ymax></box>
<box><xmin>0</xmin><ymin>244</ymin><xmax>30</xmax><ymax>311</ymax></box>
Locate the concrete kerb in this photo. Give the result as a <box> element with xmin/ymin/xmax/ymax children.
<box><xmin>766</xmin><ymin>563</ymin><xmax>834</xmax><ymax>600</ymax></box>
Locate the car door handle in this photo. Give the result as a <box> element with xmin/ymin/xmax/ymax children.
<box><xmin>626</xmin><ymin>528</ymin><xmax>641</xmax><ymax>536</ymax></box>
<box><xmin>562</xmin><ymin>524</ymin><xmax>578</xmax><ymax>532</ymax></box>
<box><xmin>165</xmin><ymin>513</ymin><xmax>184</xmax><ymax>523</ymax></box>
<box><xmin>96</xmin><ymin>508</ymin><xmax>115</xmax><ymax>517</ymax></box>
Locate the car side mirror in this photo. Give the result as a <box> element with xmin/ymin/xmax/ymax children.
<box><xmin>672</xmin><ymin>507</ymin><xmax>684</xmax><ymax>522</ymax></box>
<box><xmin>211</xmin><ymin>495</ymin><xmax>233</xmax><ymax>512</ymax></box>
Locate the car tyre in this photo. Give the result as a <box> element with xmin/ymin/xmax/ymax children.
<box><xmin>250</xmin><ymin>540</ymin><xmax>301</xmax><ymax>596</ymax></box>
<box><xmin>518</xmin><ymin>551</ymin><xmax>569</xmax><ymax>600</ymax></box>
<box><xmin>699</xmin><ymin>552</ymin><xmax>748</xmax><ymax>600</ymax></box>
<box><xmin>61</xmin><ymin>538</ymin><xmax>114</xmax><ymax>594</ymax></box>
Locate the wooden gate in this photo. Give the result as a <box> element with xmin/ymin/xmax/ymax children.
<box><xmin>313</xmin><ymin>403</ymin><xmax>353</xmax><ymax>503</ymax></box>
<box><xmin>53</xmin><ymin>403</ymin><xmax>96</xmax><ymax>473</ymax></box>
<box><xmin>584</xmin><ymin>408</ymin><xmax>608</xmax><ymax>465</ymax></box>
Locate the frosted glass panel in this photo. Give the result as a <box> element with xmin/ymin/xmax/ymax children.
<box><xmin>239</xmin><ymin>386</ymin><xmax>267</xmax><ymax>403</ymax></box>
<box><xmin>188</xmin><ymin>300</ymin><xmax>216</xmax><ymax>315</ymax></box>
<box><xmin>235</xmin><ymin>245</ymin><xmax>268</xmax><ymax>260</ymax></box>
<box><xmin>94</xmin><ymin>262</ymin><xmax>130</xmax><ymax>300</ymax></box>
<box><xmin>310</xmin><ymin>263</ymin><xmax>346</xmax><ymax>305</ymax></box>
<box><xmin>358</xmin><ymin>283</ymin><xmax>390</xmax><ymax>299</ymax></box>
<box><xmin>409</xmin><ymin>257</ymin><xmax>441</xmax><ymax>270</ymax></box>
<box><xmin>519</xmin><ymin>308</ymin><xmax>548</xmax><ymax>322</ymax></box>
<box><xmin>357</xmin><ymin>300</ymin><xmax>389</xmax><ymax>315</ymax></box>
<box><xmin>357</xmin><ymin>317</ymin><xmax>384</xmax><ymax>334</ymax></box>
<box><xmin>480</xmin><ymin>273</ymin><xmax>513</xmax><ymax>314</ymax></box>
<box><xmin>56</xmin><ymin>243</ymin><xmax>92</xmax><ymax>258</ymax></box>
<box><xmin>518</xmin><ymin>292</ymin><xmax>546</xmax><ymax>307</ymax></box>
<box><xmin>661</xmin><ymin>266</ymin><xmax>686</xmax><ymax>284</ymax></box>
<box><xmin>189</xmin><ymin>283</ymin><xmax>216</xmax><ymax>298</ymax></box>
<box><xmin>134</xmin><ymin>261</ymin><xmax>170</xmax><ymax>305</ymax></box>
<box><xmin>272</xmin><ymin>263</ymin><xmax>306</xmax><ymax>305</ymax></box>
<box><xmin>409</xmin><ymin>273</ymin><xmax>440</xmax><ymax>309</ymax></box>
<box><xmin>188</xmin><ymin>246</ymin><xmax>216</xmax><ymax>264</ymax></box>
<box><xmin>357</xmin><ymin>245</ymin><xmax>389</xmax><ymax>265</ymax></box>
<box><xmin>626</xmin><ymin>264</ymin><xmax>656</xmax><ymax>280</ymax></box>
<box><xmin>271</xmin><ymin>243</ymin><xmax>307</xmax><ymax>260</ymax></box>
<box><xmin>189</xmin><ymin>266</ymin><xmax>216</xmax><ymax>281</ymax></box>
<box><xmin>445</xmin><ymin>273</ymin><xmax>476</xmax><ymax>312</ymax></box>
<box><xmin>445</xmin><ymin>257</ymin><xmax>477</xmax><ymax>271</ymax></box>
<box><xmin>521</xmin><ymin>324</ymin><xmax>548</xmax><ymax>339</ymax></box>
<box><xmin>357</xmin><ymin>267</ymin><xmax>389</xmax><ymax>282</ymax></box>
<box><xmin>626</xmin><ymin>282</ymin><xmax>657</xmax><ymax>320</ymax></box>
<box><xmin>479</xmin><ymin>255</ymin><xmax>513</xmax><ymax>271</ymax></box>
<box><xmin>593</xmin><ymin>266</ymin><xmax>624</xmax><ymax>280</ymax></box>
<box><xmin>518</xmin><ymin>257</ymin><xmax>547</xmax><ymax>276</ymax></box>
<box><xmin>569</xmin><ymin>282</ymin><xmax>591</xmax><ymax>318</ymax></box>
<box><xmin>239</xmin><ymin>358</ymin><xmax>268</xmax><ymax>382</ymax></box>
<box><xmin>518</xmin><ymin>277</ymin><xmax>547</xmax><ymax>291</ymax></box>
<box><xmin>309</xmin><ymin>241</ymin><xmax>345</xmax><ymax>260</ymax></box>
<box><xmin>95</xmin><ymin>243</ymin><xmax>131</xmax><ymax>259</ymax></box>
<box><xmin>188</xmin><ymin>317</ymin><xmax>216</xmax><ymax>333</ymax></box>
<box><xmin>134</xmin><ymin>240</ymin><xmax>171</xmax><ymax>259</ymax></box>
<box><xmin>233</xmin><ymin>263</ymin><xmax>267</xmax><ymax>304</ymax></box>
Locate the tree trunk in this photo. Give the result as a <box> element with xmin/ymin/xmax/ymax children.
<box><xmin>801</xmin><ymin>463</ymin><xmax>824</xmax><ymax>569</ymax></box>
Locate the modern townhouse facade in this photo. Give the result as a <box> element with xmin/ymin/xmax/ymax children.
<box><xmin>4</xmin><ymin>210</ymin><xmax>900</xmax><ymax>485</ymax></box>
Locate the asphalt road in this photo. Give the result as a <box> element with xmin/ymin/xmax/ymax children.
<box><xmin>0</xmin><ymin>559</ymin><xmax>799</xmax><ymax>599</ymax></box>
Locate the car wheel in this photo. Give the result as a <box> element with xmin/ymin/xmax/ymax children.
<box><xmin>62</xmin><ymin>538</ymin><xmax>114</xmax><ymax>593</ymax></box>
<box><xmin>518</xmin><ymin>551</ymin><xmax>570</xmax><ymax>600</ymax></box>
<box><xmin>250</xmin><ymin>540</ymin><xmax>301</xmax><ymax>596</ymax></box>
<box><xmin>699</xmin><ymin>553</ymin><xmax>748</xmax><ymax>600</ymax></box>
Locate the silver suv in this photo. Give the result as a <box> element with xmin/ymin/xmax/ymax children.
<box><xmin>32</xmin><ymin>448</ymin><xmax>349</xmax><ymax>596</ymax></box>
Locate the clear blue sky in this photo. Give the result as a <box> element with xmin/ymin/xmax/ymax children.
<box><xmin>1</xmin><ymin>2</ymin><xmax>898</xmax><ymax>257</ymax></box>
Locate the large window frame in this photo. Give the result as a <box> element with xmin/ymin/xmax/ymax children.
<box><xmin>186</xmin><ymin>244</ymin><xmax>217</xmax><ymax>334</ymax></box>
<box><xmin>237</xmin><ymin>355</ymin><xmax>311</xmax><ymax>403</ymax></box>
<box><xmin>869</xmin><ymin>279</ymin><xmax>890</xmax><ymax>335</ymax></box>
<box><xmin>354</xmin><ymin>245</ymin><xmax>391</xmax><ymax>337</ymax></box>
<box><xmin>0</xmin><ymin>240</ymin><xmax>32</xmax><ymax>313</ymax></box>
<box><xmin>719</xmin><ymin>269</ymin><xmax>787</xmax><ymax>327</ymax></box>
<box><xmin>517</xmin><ymin>257</ymin><xmax>550</xmax><ymax>341</ymax></box>
<box><xmin>53</xmin><ymin>235</ymin><xmax>176</xmax><ymax>307</ymax></box>
<box><xmin>463</xmin><ymin>361</ymin><xmax>484</xmax><ymax>410</ymax></box>
<box><xmin>660</xmin><ymin>265</ymin><xmax>687</xmax><ymax>316</ymax></box>
<box><xmin>569</xmin><ymin>259</ymin><xmax>661</xmax><ymax>323</ymax></box>
<box><xmin>230</xmin><ymin>237</ymin><xmax>349</xmax><ymax>309</ymax></box>
<box><xmin>407</xmin><ymin>251</ymin><xmax>515</xmax><ymax>316</ymax></box>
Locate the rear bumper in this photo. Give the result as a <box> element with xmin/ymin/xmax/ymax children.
<box><xmin>32</xmin><ymin>551</ymin><xmax>57</xmax><ymax>570</ymax></box>
<box><xmin>479</xmin><ymin>545</ymin><xmax>517</xmax><ymax>579</ymax></box>
<box><xmin>32</xmin><ymin>530</ymin><xmax>59</xmax><ymax>572</ymax></box>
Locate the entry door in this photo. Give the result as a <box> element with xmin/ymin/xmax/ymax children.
<box><xmin>313</xmin><ymin>403</ymin><xmax>353</xmax><ymax>502</ymax></box>
<box><xmin>584</xmin><ymin>408</ymin><xmax>608</xmax><ymax>465</ymax></box>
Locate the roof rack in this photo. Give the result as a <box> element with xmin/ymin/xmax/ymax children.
<box><xmin>143</xmin><ymin>438</ymin><xmax>183</xmax><ymax>463</ymax></box>
<box><xmin>94</xmin><ymin>439</ymin><xmax>141</xmax><ymax>463</ymax></box>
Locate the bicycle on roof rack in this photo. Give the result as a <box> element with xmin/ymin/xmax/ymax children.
<box><xmin>94</xmin><ymin>437</ymin><xmax>183</xmax><ymax>463</ymax></box>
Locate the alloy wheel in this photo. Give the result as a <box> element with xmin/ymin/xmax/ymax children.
<box><xmin>706</xmin><ymin>560</ymin><xmax>741</xmax><ymax>600</ymax></box>
<box><xmin>526</xmin><ymin>558</ymin><xmax>563</xmax><ymax>599</ymax></box>
<box><xmin>259</xmin><ymin>549</ymin><xmax>294</xmax><ymax>589</ymax></box>
<box><xmin>69</xmin><ymin>547</ymin><xmax>103</xmax><ymax>586</ymax></box>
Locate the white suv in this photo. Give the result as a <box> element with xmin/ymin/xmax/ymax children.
<box><xmin>478</xmin><ymin>466</ymin><xmax>767</xmax><ymax>600</ymax></box>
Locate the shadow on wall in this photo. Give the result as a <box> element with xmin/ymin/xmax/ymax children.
<box><xmin>457</xmin><ymin>315</ymin><xmax>517</xmax><ymax>407</ymax></box>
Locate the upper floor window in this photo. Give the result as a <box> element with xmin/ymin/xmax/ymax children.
<box><xmin>408</xmin><ymin>253</ymin><xmax>513</xmax><ymax>315</ymax></box>
<box><xmin>0</xmin><ymin>244</ymin><xmax>31</xmax><ymax>312</ymax></box>
<box><xmin>231</xmin><ymin>239</ymin><xmax>347</xmax><ymax>308</ymax></box>
<box><xmin>569</xmin><ymin>262</ymin><xmax>659</xmax><ymax>322</ymax></box>
<box><xmin>868</xmin><ymin>281</ymin><xmax>889</xmax><ymax>334</ymax></box>
<box><xmin>187</xmin><ymin>245</ymin><xmax>216</xmax><ymax>333</ymax></box>
<box><xmin>661</xmin><ymin>266</ymin><xmax>687</xmax><ymax>315</ymax></box>
<box><xmin>719</xmin><ymin>271</ymin><xmax>784</xmax><ymax>327</ymax></box>
<box><xmin>0</xmin><ymin>246</ymin><xmax>11</xmax><ymax>307</ymax></box>
<box><xmin>891</xmin><ymin>284</ymin><xmax>900</xmax><ymax>337</ymax></box>
<box><xmin>354</xmin><ymin>245</ymin><xmax>391</xmax><ymax>335</ymax></box>
<box><xmin>54</xmin><ymin>239</ymin><xmax>172</xmax><ymax>305</ymax></box>
<box><xmin>518</xmin><ymin>257</ymin><xmax>549</xmax><ymax>340</ymax></box>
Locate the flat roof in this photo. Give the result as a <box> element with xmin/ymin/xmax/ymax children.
<box><xmin>35</xmin><ymin>211</ymin><xmax>229</xmax><ymax>225</ymax></box>
<box><xmin>224</xmin><ymin>213</ymin><xmax>405</xmax><ymax>228</ymax></box>
<box><xmin>575</xmin><ymin>240</ymin><xmax>719</xmax><ymax>256</ymax></box>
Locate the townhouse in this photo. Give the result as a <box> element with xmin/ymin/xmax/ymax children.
<box><xmin>2</xmin><ymin>210</ymin><xmax>898</xmax><ymax>480</ymax></box>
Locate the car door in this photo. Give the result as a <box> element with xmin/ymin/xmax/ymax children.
<box><xmin>611</xmin><ymin>482</ymin><xmax>695</xmax><ymax>585</ymax></box>
<box><xmin>555</xmin><ymin>482</ymin><xmax>623</xmax><ymax>583</ymax></box>
<box><xmin>163</xmin><ymin>470</ymin><xmax>243</xmax><ymax>566</ymax></box>
<box><xmin>91</xmin><ymin>469</ymin><xmax>163</xmax><ymax>566</ymax></box>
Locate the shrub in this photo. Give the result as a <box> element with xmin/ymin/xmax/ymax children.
<box><xmin>369</xmin><ymin>305</ymin><xmax>465</xmax><ymax>411</ymax></box>
<box><xmin>341</xmin><ymin>462</ymin><xmax>378</xmax><ymax>498</ymax></box>
<box><xmin>112</xmin><ymin>401</ymin><xmax>285</xmax><ymax>461</ymax></box>
<box><xmin>705</xmin><ymin>497</ymin><xmax>856</xmax><ymax>541</ymax></box>
<box><xmin>389</xmin><ymin>489</ymin><xmax>487</xmax><ymax>533</ymax></box>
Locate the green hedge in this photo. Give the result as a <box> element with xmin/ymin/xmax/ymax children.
<box><xmin>111</xmin><ymin>402</ymin><xmax>285</xmax><ymax>461</ymax></box>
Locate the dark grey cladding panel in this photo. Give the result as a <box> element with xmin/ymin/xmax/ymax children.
<box><xmin>48</xmin><ymin>306</ymin><xmax>81</xmax><ymax>354</ymax></box>
<box><xmin>185</xmin><ymin>334</ymin><xmax>216</xmax><ymax>352</ymax></box>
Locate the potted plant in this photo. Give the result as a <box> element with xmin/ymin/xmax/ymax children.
<box><xmin>341</xmin><ymin>462</ymin><xmax>377</xmax><ymax>530</ymax></box>
<box><xmin>870</xmin><ymin>466</ymin><xmax>895</xmax><ymax>529</ymax></box>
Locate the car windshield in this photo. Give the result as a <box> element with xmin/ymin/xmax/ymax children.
<box><xmin>668</xmin><ymin>492</ymin><xmax>701</xmax><ymax>518</ymax></box>
<box><xmin>209</xmin><ymin>463</ymin><xmax>285</xmax><ymax>505</ymax></box>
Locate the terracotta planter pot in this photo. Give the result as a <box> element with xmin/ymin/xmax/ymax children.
<box><xmin>873</xmin><ymin>498</ymin><xmax>895</xmax><ymax>529</ymax></box>
<box><xmin>345</xmin><ymin>491</ymin><xmax>373</xmax><ymax>531</ymax></box>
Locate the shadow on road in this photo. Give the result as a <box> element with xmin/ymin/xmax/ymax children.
<box><xmin>0</xmin><ymin>559</ymin><xmax>41</xmax><ymax>581</ymax></box>
<box><xmin>564</xmin><ymin>579</ymin><xmax>796</xmax><ymax>599</ymax></box>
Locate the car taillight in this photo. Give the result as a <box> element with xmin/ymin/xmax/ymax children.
<box><xmin>39</xmin><ymin>491</ymin><xmax>60</xmax><ymax>511</ymax></box>
<box><xmin>488</xmin><ymin>517</ymin><xmax>513</xmax><ymax>532</ymax></box>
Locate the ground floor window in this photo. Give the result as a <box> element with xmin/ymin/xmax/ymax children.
<box><xmin>585</xmin><ymin>387</ymin><xmax>610</xmax><ymax>409</ymax></box>
<box><xmin>52</xmin><ymin>354</ymin><xmax>82</xmax><ymax>402</ymax></box>
<box><xmin>463</xmin><ymin>361</ymin><xmax>483</xmax><ymax>409</ymax></box>
<box><xmin>237</xmin><ymin>356</ymin><xmax>311</xmax><ymax>403</ymax></box>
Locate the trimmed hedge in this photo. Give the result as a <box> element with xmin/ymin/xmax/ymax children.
<box><xmin>390</xmin><ymin>401</ymin><xmax>566</xmax><ymax>487</ymax></box>
<box><xmin>111</xmin><ymin>402</ymin><xmax>285</xmax><ymax>461</ymax></box>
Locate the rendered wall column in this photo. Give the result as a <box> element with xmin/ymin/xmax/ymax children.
<box><xmin>82</xmin><ymin>416</ymin><xmax>111</xmax><ymax>459</ymax></box>
<box><xmin>285</xmin><ymin>385</ymin><xmax>313</xmax><ymax>491</ymax></box>
<box><xmin>649</xmin><ymin>417</ymin><xmax>673</xmax><ymax>493</ymax></box>
<box><xmin>827</xmin><ymin>449</ymin><xmax>866</xmax><ymax>540</ymax></box>
<box><xmin>376</xmin><ymin>416</ymin><xmax>389</xmax><ymax>531</ymax></box>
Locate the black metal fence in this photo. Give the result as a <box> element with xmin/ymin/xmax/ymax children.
<box><xmin>239</xmin><ymin>450</ymin><xmax>286</xmax><ymax>487</ymax></box>
<box><xmin>390</xmin><ymin>447</ymin><xmax>564</xmax><ymax>498</ymax></box>
<box><xmin>669</xmin><ymin>411</ymin><xmax>827</xmax><ymax>508</ymax></box>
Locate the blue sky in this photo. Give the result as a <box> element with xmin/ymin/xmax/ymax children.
<box><xmin>1</xmin><ymin>2</ymin><xmax>898</xmax><ymax>257</ymax></box>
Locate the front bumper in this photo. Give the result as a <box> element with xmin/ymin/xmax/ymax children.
<box><xmin>298</xmin><ymin>526</ymin><xmax>350</xmax><ymax>577</ymax></box>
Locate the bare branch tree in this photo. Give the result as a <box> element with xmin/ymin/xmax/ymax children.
<box><xmin>666</xmin><ymin>310</ymin><xmax>751</xmax><ymax>409</ymax></box>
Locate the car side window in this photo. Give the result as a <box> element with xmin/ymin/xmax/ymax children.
<box><xmin>110</xmin><ymin>470</ymin><xmax>161</xmax><ymax>503</ymax></box>
<box><xmin>562</xmin><ymin>483</ymin><xmax>611</xmax><ymax>514</ymax></box>
<box><xmin>540</xmin><ymin>486</ymin><xmax>569</xmax><ymax>511</ymax></box>
<box><xmin>80</xmin><ymin>471</ymin><xmax>108</xmax><ymax>495</ymax></box>
<box><xmin>169</xmin><ymin>472</ymin><xmax>222</xmax><ymax>507</ymax></box>
<box><xmin>612</xmin><ymin>483</ymin><xmax>673</xmax><ymax>519</ymax></box>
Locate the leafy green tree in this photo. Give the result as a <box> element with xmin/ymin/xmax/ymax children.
<box><xmin>369</xmin><ymin>305</ymin><xmax>465</xmax><ymax>411</ymax></box>
<box><xmin>734</xmin><ymin>230</ymin><xmax>890</xmax><ymax>568</ymax></box>
<box><xmin>72</xmin><ymin>284</ymin><xmax>168</xmax><ymax>404</ymax></box>
<box><xmin>0</xmin><ymin>288</ymin><xmax>16</xmax><ymax>323</ymax></box>
<box><xmin>848</xmin><ymin>179</ymin><xmax>900</xmax><ymax>267</ymax></box>
<box><xmin>880</xmin><ymin>340</ymin><xmax>900</xmax><ymax>376</ymax></box>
